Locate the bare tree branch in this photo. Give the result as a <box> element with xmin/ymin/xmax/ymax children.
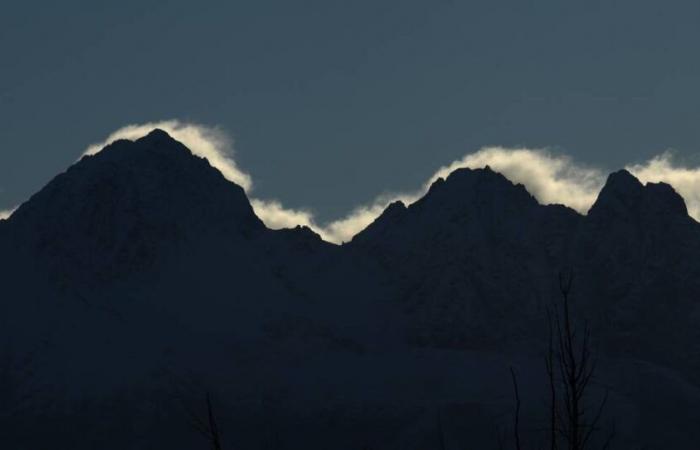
<box><xmin>510</xmin><ymin>366</ymin><xmax>523</xmax><ymax>450</ymax></box>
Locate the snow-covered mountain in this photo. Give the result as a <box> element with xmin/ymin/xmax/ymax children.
<box><xmin>1</xmin><ymin>129</ymin><xmax>699</xmax><ymax>448</ymax></box>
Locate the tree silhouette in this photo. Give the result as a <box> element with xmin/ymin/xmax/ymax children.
<box><xmin>509</xmin><ymin>271</ymin><xmax>614</xmax><ymax>450</ymax></box>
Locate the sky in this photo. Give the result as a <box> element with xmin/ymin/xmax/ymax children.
<box><xmin>2</xmin><ymin>1</ymin><xmax>700</xmax><ymax>240</ymax></box>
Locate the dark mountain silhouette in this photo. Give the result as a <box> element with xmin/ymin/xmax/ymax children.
<box><xmin>5</xmin><ymin>130</ymin><xmax>265</xmax><ymax>284</ymax></box>
<box><xmin>1</xmin><ymin>129</ymin><xmax>699</xmax><ymax>449</ymax></box>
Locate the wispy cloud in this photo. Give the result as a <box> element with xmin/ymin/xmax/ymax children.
<box><xmin>83</xmin><ymin>120</ymin><xmax>342</xmax><ymax>239</ymax></box>
<box><xmin>83</xmin><ymin>121</ymin><xmax>700</xmax><ymax>243</ymax></box>
<box><xmin>249</xmin><ymin>199</ymin><xmax>316</xmax><ymax>231</ymax></box>
<box><xmin>428</xmin><ymin>147</ymin><xmax>606</xmax><ymax>213</ymax></box>
<box><xmin>0</xmin><ymin>207</ymin><xmax>16</xmax><ymax>220</ymax></box>
<box><xmin>310</xmin><ymin>148</ymin><xmax>608</xmax><ymax>243</ymax></box>
<box><xmin>84</xmin><ymin>121</ymin><xmax>252</xmax><ymax>191</ymax></box>
<box><xmin>626</xmin><ymin>151</ymin><xmax>700</xmax><ymax>220</ymax></box>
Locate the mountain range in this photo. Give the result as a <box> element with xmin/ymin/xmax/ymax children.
<box><xmin>1</xmin><ymin>129</ymin><xmax>699</xmax><ymax>449</ymax></box>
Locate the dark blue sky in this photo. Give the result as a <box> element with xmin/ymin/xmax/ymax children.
<box><xmin>2</xmin><ymin>0</ymin><xmax>700</xmax><ymax>221</ymax></box>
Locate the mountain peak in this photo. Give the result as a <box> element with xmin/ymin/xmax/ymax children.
<box><xmin>605</xmin><ymin>168</ymin><xmax>643</xmax><ymax>192</ymax></box>
<box><xmin>421</xmin><ymin>166</ymin><xmax>537</xmax><ymax>212</ymax></box>
<box><xmin>132</xmin><ymin>128</ymin><xmax>186</xmax><ymax>150</ymax></box>
<box><xmin>141</xmin><ymin>128</ymin><xmax>173</xmax><ymax>141</ymax></box>
<box><xmin>6</xmin><ymin>132</ymin><xmax>264</xmax><ymax>283</ymax></box>
<box><xmin>352</xmin><ymin>166</ymin><xmax>540</xmax><ymax>246</ymax></box>
<box><xmin>589</xmin><ymin>169</ymin><xmax>687</xmax><ymax>219</ymax></box>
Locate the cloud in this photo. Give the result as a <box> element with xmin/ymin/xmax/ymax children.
<box><xmin>427</xmin><ymin>147</ymin><xmax>606</xmax><ymax>213</ymax></box>
<box><xmin>84</xmin><ymin>120</ymin><xmax>414</xmax><ymax>243</ymax></box>
<box><xmin>249</xmin><ymin>199</ymin><xmax>316</xmax><ymax>231</ymax></box>
<box><xmin>308</xmin><ymin>148</ymin><xmax>609</xmax><ymax>243</ymax></box>
<box><xmin>84</xmin><ymin>121</ymin><xmax>700</xmax><ymax>244</ymax></box>
<box><xmin>316</xmin><ymin>199</ymin><xmax>398</xmax><ymax>244</ymax></box>
<box><xmin>0</xmin><ymin>207</ymin><xmax>16</xmax><ymax>220</ymax></box>
<box><xmin>83</xmin><ymin>120</ymin><xmax>344</xmax><ymax>239</ymax></box>
<box><xmin>626</xmin><ymin>151</ymin><xmax>700</xmax><ymax>219</ymax></box>
<box><xmin>249</xmin><ymin>198</ymin><xmax>395</xmax><ymax>244</ymax></box>
<box><xmin>246</xmin><ymin>147</ymin><xmax>612</xmax><ymax>243</ymax></box>
<box><xmin>84</xmin><ymin>121</ymin><xmax>252</xmax><ymax>192</ymax></box>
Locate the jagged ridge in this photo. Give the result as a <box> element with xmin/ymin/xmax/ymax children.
<box><xmin>1</xmin><ymin>130</ymin><xmax>700</xmax><ymax>448</ymax></box>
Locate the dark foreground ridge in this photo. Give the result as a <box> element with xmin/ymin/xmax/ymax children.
<box><xmin>1</xmin><ymin>130</ymin><xmax>699</xmax><ymax>449</ymax></box>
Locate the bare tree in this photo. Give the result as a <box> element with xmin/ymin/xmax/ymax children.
<box><xmin>510</xmin><ymin>367</ymin><xmax>522</xmax><ymax>450</ymax></box>
<box><xmin>182</xmin><ymin>392</ymin><xmax>223</xmax><ymax>450</ymax></box>
<box><xmin>550</xmin><ymin>271</ymin><xmax>613</xmax><ymax>450</ymax></box>
<box><xmin>508</xmin><ymin>271</ymin><xmax>614</xmax><ymax>450</ymax></box>
<box><xmin>171</xmin><ymin>381</ymin><xmax>224</xmax><ymax>450</ymax></box>
<box><xmin>165</xmin><ymin>368</ymin><xmax>226</xmax><ymax>450</ymax></box>
<box><xmin>437</xmin><ymin>407</ymin><xmax>448</xmax><ymax>450</ymax></box>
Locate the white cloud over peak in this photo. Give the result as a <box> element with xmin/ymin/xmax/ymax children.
<box><xmin>84</xmin><ymin>121</ymin><xmax>253</xmax><ymax>192</ymax></box>
<box><xmin>83</xmin><ymin>121</ymin><xmax>700</xmax><ymax>244</ymax></box>
<box><xmin>83</xmin><ymin>120</ymin><xmax>418</xmax><ymax>243</ymax></box>
<box><xmin>82</xmin><ymin>120</ymin><xmax>348</xmax><ymax>241</ymax></box>
<box><xmin>428</xmin><ymin>148</ymin><xmax>606</xmax><ymax>213</ymax></box>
